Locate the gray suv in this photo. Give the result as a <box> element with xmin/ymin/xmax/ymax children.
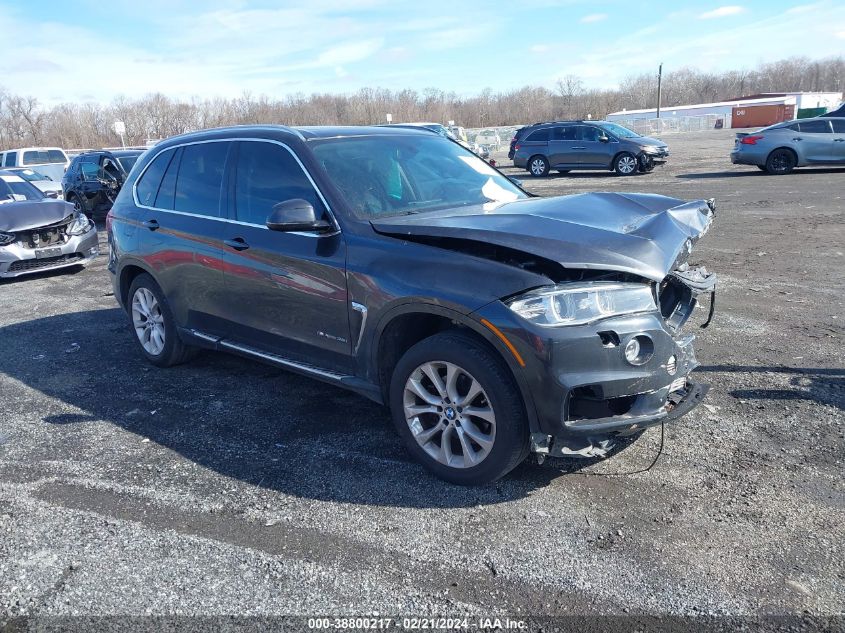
<box><xmin>513</xmin><ymin>121</ymin><xmax>669</xmax><ymax>176</ymax></box>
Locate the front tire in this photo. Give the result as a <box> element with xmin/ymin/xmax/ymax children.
<box><xmin>128</xmin><ymin>273</ymin><xmax>196</xmax><ymax>367</ymax></box>
<box><xmin>765</xmin><ymin>149</ymin><xmax>796</xmax><ymax>174</ymax></box>
<box><xmin>528</xmin><ymin>155</ymin><xmax>550</xmax><ymax>177</ymax></box>
<box><xmin>614</xmin><ymin>152</ymin><xmax>638</xmax><ymax>175</ymax></box>
<box><xmin>389</xmin><ymin>332</ymin><xmax>530</xmax><ymax>485</ymax></box>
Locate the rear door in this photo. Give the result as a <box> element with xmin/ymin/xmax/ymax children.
<box><xmin>548</xmin><ymin>126</ymin><xmax>577</xmax><ymax>167</ymax></box>
<box><xmin>796</xmin><ymin>119</ymin><xmax>834</xmax><ymax>162</ymax></box>
<box><xmin>134</xmin><ymin>141</ymin><xmax>230</xmax><ymax>335</ymax></box>
<box><xmin>219</xmin><ymin>140</ymin><xmax>350</xmax><ymax>372</ymax></box>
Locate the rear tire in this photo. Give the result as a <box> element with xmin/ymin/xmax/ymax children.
<box><xmin>528</xmin><ymin>155</ymin><xmax>550</xmax><ymax>177</ymax></box>
<box><xmin>389</xmin><ymin>332</ymin><xmax>530</xmax><ymax>485</ymax></box>
<box><xmin>127</xmin><ymin>273</ymin><xmax>196</xmax><ymax>368</ymax></box>
<box><xmin>765</xmin><ymin>149</ymin><xmax>796</xmax><ymax>174</ymax></box>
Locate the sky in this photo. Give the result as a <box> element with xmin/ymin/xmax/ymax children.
<box><xmin>1</xmin><ymin>0</ymin><xmax>844</xmax><ymax>105</ymax></box>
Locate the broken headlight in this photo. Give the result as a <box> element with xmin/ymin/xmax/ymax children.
<box><xmin>67</xmin><ymin>213</ymin><xmax>93</xmax><ymax>236</ymax></box>
<box><xmin>506</xmin><ymin>282</ymin><xmax>656</xmax><ymax>327</ymax></box>
<box><xmin>0</xmin><ymin>232</ymin><xmax>14</xmax><ymax>246</ymax></box>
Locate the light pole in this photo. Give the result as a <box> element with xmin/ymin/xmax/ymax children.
<box><xmin>656</xmin><ymin>63</ymin><xmax>663</xmax><ymax>119</ymax></box>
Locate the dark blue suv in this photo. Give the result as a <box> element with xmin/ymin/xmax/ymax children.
<box><xmin>107</xmin><ymin>125</ymin><xmax>714</xmax><ymax>484</ymax></box>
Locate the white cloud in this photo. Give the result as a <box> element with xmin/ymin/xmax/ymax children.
<box><xmin>531</xmin><ymin>44</ymin><xmax>552</xmax><ymax>53</ymax></box>
<box><xmin>580</xmin><ymin>13</ymin><xmax>608</xmax><ymax>23</ymax></box>
<box><xmin>837</xmin><ymin>29</ymin><xmax>845</xmax><ymax>39</ymax></box>
<box><xmin>699</xmin><ymin>5</ymin><xmax>747</xmax><ymax>19</ymax></box>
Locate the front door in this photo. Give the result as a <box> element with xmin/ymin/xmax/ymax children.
<box><xmin>830</xmin><ymin>119</ymin><xmax>845</xmax><ymax>162</ymax></box>
<box><xmin>219</xmin><ymin>140</ymin><xmax>351</xmax><ymax>373</ymax></box>
<box><xmin>576</xmin><ymin>125</ymin><xmax>615</xmax><ymax>167</ymax></box>
<box><xmin>796</xmin><ymin>119</ymin><xmax>834</xmax><ymax>163</ymax></box>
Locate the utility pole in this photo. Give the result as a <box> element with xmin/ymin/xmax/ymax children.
<box><xmin>656</xmin><ymin>63</ymin><xmax>663</xmax><ymax>119</ymax></box>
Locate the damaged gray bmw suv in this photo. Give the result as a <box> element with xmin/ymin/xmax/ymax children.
<box><xmin>107</xmin><ymin>125</ymin><xmax>716</xmax><ymax>485</ymax></box>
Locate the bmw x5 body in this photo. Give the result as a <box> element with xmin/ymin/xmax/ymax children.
<box><xmin>107</xmin><ymin>125</ymin><xmax>716</xmax><ymax>484</ymax></box>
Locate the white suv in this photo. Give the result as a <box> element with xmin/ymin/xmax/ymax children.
<box><xmin>0</xmin><ymin>147</ymin><xmax>70</xmax><ymax>184</ymax></box>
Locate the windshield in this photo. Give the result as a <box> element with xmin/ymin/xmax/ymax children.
<box><xmin>311</xmin><ymin>135</ymin><xmax>526</xmax><ymax>219</ymax></box>
<box><xmin>0</xmin><ymin>174</ymin><xmax>46</xmax><ymax>202</ymax></box>
<box><xmin>117</xmin><ymin>155</ymin><xmax>140</xmax><ymax>173</ymax></box>
<box><xmin>597</xmin><ymin>122</ymin><xmax>641</xmax><ymax>139</ymax></box>
<box><xmin>12</xmin><ymin>169</ymin><xmax>51</xmax><ymax>182</ymax></box>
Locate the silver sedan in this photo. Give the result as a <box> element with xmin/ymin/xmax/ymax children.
<box><xmin>730</xmin><ymin>116</ymin><xmax>845</xmax><ymax>174</ymax></box>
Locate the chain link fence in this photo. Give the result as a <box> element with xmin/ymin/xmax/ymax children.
<box><xmin>606</xmin><ymin>114</ymin><xmax>729</xmax><ymax>135</ymax></box>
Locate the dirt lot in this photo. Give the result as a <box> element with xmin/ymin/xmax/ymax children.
<box><xmin>0</xmin><ymin>129</ymin><xmax>843</xmax><ymax>629</ymax></box>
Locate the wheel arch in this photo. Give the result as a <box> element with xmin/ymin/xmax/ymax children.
<box><xmin>371</xmin><ymin>303</ymin><xmax>540</xmax><ymax>433</ymax></box>
<box><xmin>767</xmin><ymin>146</ymin><xmax>799</xmax><ymax>165</ymax></box>
<box><xmin>117</xmin><ymin>259</ymin><xmax>158</xmax><ymax>310</ymax></box>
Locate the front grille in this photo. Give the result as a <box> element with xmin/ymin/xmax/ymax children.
<box><xmin>16</xmin><ymin>215</ymin><xmax>73</xmax><ymax>249</ymax></box>
<box><xmin>8</xmin><ymin>253</ymin><xmax>83</xmax><ymax>272</ymax></box>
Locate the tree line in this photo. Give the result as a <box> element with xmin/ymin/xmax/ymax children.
<box><xmin>1</xmin><ymin>55</ymin><xmax>842</xmax><ymax>149</ymax></box>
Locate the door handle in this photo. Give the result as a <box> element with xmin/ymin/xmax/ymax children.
<box><xmin>792</xmin><ymin>137</ymin><xmax>802</xmax><ymax>141</ymax></box>
<box><xmin>571</xmin><ymin>146</ymin><xmax>586</xmax><ymax>149</ymax></box>
<box><xmin>834</xmin><ymin>138</ymin><xmax>845</xmax><ymax>142</ymax></box>
<box><xmin>142</xmin><ymin>219</ymin><xmax>159</xmax><ymax>230</ymax></box>
<box><xmin>224</xmin><ymin>237</ymin><xmax>250</xmax><ymax>251</ymax></box>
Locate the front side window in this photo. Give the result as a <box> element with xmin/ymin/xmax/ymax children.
<box><xmin>578</xmin><ymin>126</ymin><xmax>603</xmax><ymax>142</ymax></box>
<box><xmin>799</xmin><ymin>120</ymin><xmax>832</xmax><ymax>134</ymax></box>
<box><xmin>234</xmin><ymin>141</ymin><xmax>326</xmax><ymax>226</ymax></box>
<box><xmin>173</xmin><ymin>142</ymin><xmax>230</xmax><ymax>217</ymax></box>
<box><xmin>3</xmin><ymin>152</ymin><xmax>16</xmax><ymax>167</ymax></box>
<box><xmin>117</xmin><ymin>155</ymin><xmax>140</xmax><ymax>174</ymax></box>
<box><xmin>311</xmin><ymin>134</ymin><xmax>526</xmax><ymax>220</ymax></box>
<box><xmin>597</xmin><ymin>122</ymin><xmax>640</xmax><ymax>139</ymax></box>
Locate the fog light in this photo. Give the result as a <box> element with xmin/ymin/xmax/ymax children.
<box><xmin>623</xmin><ymin>334</ymin><xmax>654</xmax><ymax>366</ymax></box>
<box><xmin>667</xmin><ymin>355</ymin><xmax>677</xmax><ymax>375</ymax></box>
<box><xmin>624</xmin><ymin>338</ymin><xmax>640</xmax><ymax>363</ymax></box>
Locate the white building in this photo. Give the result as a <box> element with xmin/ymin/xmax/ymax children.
<box><xmin>607</xmin><ymin>92</ymin><xmax>842</xmax><ymax>130</ymax></box>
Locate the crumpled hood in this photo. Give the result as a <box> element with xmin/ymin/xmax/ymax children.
<box><xmin>371</xmin><ymin>192</ymin><xmax>715</xmax><ymax>282</ymax></box>
<box><xmin>0</xmin><ymin>199</ymin><xmax>75</xmax><ymax>232</ymax></box>
<box><xmin>636</xmin><ymin>136</ymin><xmax>668</xmax><ymax>148</ymax></box>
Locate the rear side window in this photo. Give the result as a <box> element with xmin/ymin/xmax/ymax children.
<box><xmin>173</xmin><ymin>142</ymin><xmax>230</xmax><ymax>217</ymax></box>
<box><xmin>80</xmin><ymin>159</ymin><xmax>99</xmax><ymax>181</ymax></box>
<box><xmin>234</xmin><ymin>141</ymin><xmax>326</xmax><ymax>225</ymax></box>
<box><xmin>47</xmin><ymin>150</ymin><xmax>66</xmax><ymax>163</ymax></box>
<box><xmin>3</xmin><ymin>152</ymin><xmax>16</xmax><ymax>167</ymax></box>
<box><xmin>525</xmin><ymin>128</ymin><xmax>550</xmax><ymax>142</ymax></box>
<box><xmin>154</xmin><ymin>147</ymin><xmax>182</xmax><ymax>210</ymax></box>
<box><xmin>552</xmin><ymin>126</ymin><xmax>576</xmax><ymax>141</ymax></box>
<box><xmin>798</xmin><ymin>120</ymin><xmax>832</xmax><ymax>133</ymax></box>
<box><xmin>830</xmin><ymin>119</ymin><xmax>845</xmax><ymax>133</ymax></box>
<box><xmin>22</xmin><ymin>150</ymin><xmax>65</xmax><ymax>165</ymax></box>
<box><xmin>135</xmin><ymin>148</ymin><xmax>176</xmax><ymax>207</ymax></box>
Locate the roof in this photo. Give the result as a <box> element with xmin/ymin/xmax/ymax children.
<box><xmin>608</xmin><ymin>95</ymin><xmax>798</xmax><ymax>117</ymax></box>
<box><xmin>154</xmin><ymin>124</ymin><xmax>433</xmax><ymax>146</ymax></box>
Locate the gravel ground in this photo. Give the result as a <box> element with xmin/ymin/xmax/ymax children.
<box><xmin>0</xmin><ymin>129</ymin><xmax>843</xmax><ymax>630</ymax></box>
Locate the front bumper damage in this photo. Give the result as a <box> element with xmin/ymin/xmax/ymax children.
<box><xmin>0</xmin><ymin>223</ymin><xmax>99</xmax><ymax>278</ymax></box>
<box><xmin>530</xmin><ymin>265</ymin><xmax>717</xmax><ymax>458</ymax></box>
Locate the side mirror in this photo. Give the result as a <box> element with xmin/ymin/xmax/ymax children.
<box><xmin>266</xmin><ymin>199</ymin><xmax>332</xmax><ymax>233</ymax></box>
<box><xmin>598</xmin><ymin>135</ymin><xmax>610</xmax><ymax>143</ymax></box>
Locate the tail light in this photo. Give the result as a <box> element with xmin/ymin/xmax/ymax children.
<box><xmin>740</xmin><ymin>135</ymin><xmax>764</xmax><ymax>145</ymax></box>
<box><xmin>514</xmin><ymin>144</ymin><xmax>521</xmax><ymax>151</ymax></box>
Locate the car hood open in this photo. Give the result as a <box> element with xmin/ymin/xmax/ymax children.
<box><xmin>371</xmin><ymin>192</ymin><xmax>715</xmax><ymax>282</ymax></box>
<box><xmin>0</xmin><ymin>199</ymin><xmax>75</xmax><ymax>232</ymax></box>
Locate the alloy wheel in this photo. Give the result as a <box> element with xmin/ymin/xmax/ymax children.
<box><xmin>403</xmin><ymin>361</ymin><xmax>496</xmax><ymax>469</ymax></box>
<box><xmin>530</xmin><ymin>158</ymin><xmax>546</xmax><ymax>176</ymax></box>
<box><xmin>617</xmin><ymin>155</ymin><xmax>637</xmax><ymax>174</ymax></box>
<box><xmin>131</xmin><ymin>287</ymin><xmax>166</xmax><ymax>356</ymax></box>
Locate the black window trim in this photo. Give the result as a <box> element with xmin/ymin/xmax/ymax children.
<box><xmin>132</xmin><ymin>138</ymin><xmax>339</xmax><ymax>237</ymax></box>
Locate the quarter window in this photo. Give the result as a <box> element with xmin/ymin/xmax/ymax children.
<box><xmin>525</xmin><ymin>128</ymin><xmax>550</xmax><ymax>142</ymax></box>
<box><xmin>173</xmin><ymin>142</ymin><xmax>230</xmax><ymax>217</ymax></box>
<box><xmin>234</xmin><ymin>141</ymin><xmax>326</xmax><ymax>225</ymax></box>
<box><xmin>135</xmin><ymin>148</ymin><xmax>176</xmax><ymax>207</ymax></box>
